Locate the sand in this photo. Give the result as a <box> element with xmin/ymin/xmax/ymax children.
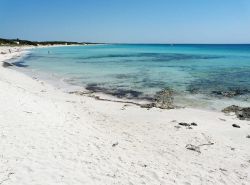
<box><xmin>0</xmin><ymin>46</ymin><xmax>250</xmax><ymax>185</ymax></box>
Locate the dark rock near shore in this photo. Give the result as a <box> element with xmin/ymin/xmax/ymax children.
<box><xmin>179</xmin><ymin>122</ymin><xmax>190</xmax><ymax>127</ymax></box>
<box><xmin>154</xmin><ymin>88</ymin><xmax>175</xmax><ymax>109</ymax></box>
<box><xmin>191</xmin><ymin>122</ymin><xmax>198</xmax><ymax>126</ymax></box>
<box><xmin>222</xmin><ymin>105</ymin><xmax>250</xmax><ymax>120</ymax></box>
<box><xmin>112</xmin><ymin>142</ymin><xmax>119</xmax><ymax>147</ymax></box>
<box><xmin>140</xmin><ymin>88</ymin><xmax>176</xmax><ymax>109</ymax></box>
<box><xmin>222</xmin><ymin>105</ymin><xmax>240</xmax><ymax>113</ymax></box>
<box><xmin>178</xmin><ymin>122</ymin><xmax>198</xmax><ymax>129</ymax></box>
<box><xmin>72</xmin><ymin>86</ymin><xmax>177</xmax><ymax>110</ymax></box>
<box><xmin>2</xmin><ymin>62</ymin><xmax>13</xmax><ymax>67</ymax></box>
<box><xmin>232</xmin><ymin>124</ymin><xmax>240</xmax><ymax>128</ymax></box>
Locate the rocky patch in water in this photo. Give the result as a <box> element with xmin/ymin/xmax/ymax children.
<box><xmin>211</xmin><ymin>88</ymin><xmax>250</xmax><ymax>97</ymax></box>
<box><xmin>85</xmin><ymin>83</ymin><xmax>151</xmax><ymax>100</ymax></box>
<box><xmin>85</xmin><ymin>84</ymin><xmax>179</xmax><ymax>110</ymax></box>
<box><xmin>140</xmin><ymin>88</ymin><xmax>176</xmax><ymax>109</ymax></box>
<box><xmin>187</xmin><ymin>84</ymin><xmax>250</xmax><ymax>98</ymax></box>
<box><xmin>222</xmin><ymin>105</ymin><xmax>250</xmax><ymax>120</ymax></box>
<box><xmin>71</xmin><ymin>86</ymin><xmax>176</xmax><ymax>110</ymax></box>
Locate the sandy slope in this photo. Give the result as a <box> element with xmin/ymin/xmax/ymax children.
<box><xmin>0</xmin><ymin>47</ymin><xmax>250</xmax><ymax>185</ymax></box>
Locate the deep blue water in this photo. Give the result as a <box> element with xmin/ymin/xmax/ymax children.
<box><xmin>17</xmin><ymin>44</ymin><xmax>250</xmax><ymax>109</ymax></box>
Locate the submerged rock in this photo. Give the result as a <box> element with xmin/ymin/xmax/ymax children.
<box><xmin>222</xmin><ymin>105</ymin><xmax>250</xmax><ymax>120</ymax></box>
<box><xmin>212</xmin><ymin>88</ymin><xmax>250</xmax><ymax>97</ymax></box>
<box><xmin>212</xmin><ymin>91</ymin><xmax>235</xmax><ymax>97</ymax></box>
<box><xmin>186</xmin><ymin>86</ymin><xmax>200</xmax><ymax>94</ymax></box>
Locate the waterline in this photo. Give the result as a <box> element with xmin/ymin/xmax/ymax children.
<box><xmin>13</xmin><ymin>44</ymin><xmax>250</xmax><ymax>110</ymax></box>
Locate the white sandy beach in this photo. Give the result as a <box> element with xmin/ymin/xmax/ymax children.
<box><xmin>0</xmin><ymin>46</ymin><xmax>250</xmax><ymax>185</ymax></box>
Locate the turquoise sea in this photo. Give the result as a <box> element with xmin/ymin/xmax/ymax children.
<box><xmin>14</xmin><ymin>44</ymin><xmax>250</xmax><ymax>110</ymax></box>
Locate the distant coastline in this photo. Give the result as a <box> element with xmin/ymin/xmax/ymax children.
<box><xmin>0</xmin><ymin>37</ymin><xmax>100</xmax><ymax>46</ymax></box>
<box><xmin>1</xmin><ymin>37</ymin><xmax>249</xmax><ymax>47</ymax></box>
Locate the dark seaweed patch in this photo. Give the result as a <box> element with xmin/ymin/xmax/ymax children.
<box><xmin>142</xmin><ymin>80</ymin><xmax>167</xmax><ymax>88</ymax></box>
<box><xmin>113</xmin><ymin>74</ymin><xmax>138</xmax><ymax>79</ymax></box>
<box><xmin>12</xmin><ymin>61</ymin><xmax>29</xmax><ymax>67</ymax></box>
<box><xmin>85</xmin><ymin>83</ymin><xmax>153</xmax><ymax>100</ymax></box>
<box><xmin>76</xmin><ymin>53</ymin><xmax>223</xmax><ymax>63</ymax></box>
<box><xmin>187</xmin><ymin>69</ymin><xmax>250</xmax><ymax>97</ymax></box>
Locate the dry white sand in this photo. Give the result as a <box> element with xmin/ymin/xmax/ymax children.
<box><xmin>0</xmin><ymin>46</ymin><xmax>250</xmax><ymax>185</ymax></box>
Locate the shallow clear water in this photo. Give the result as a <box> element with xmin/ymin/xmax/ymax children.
<box><xmin>16</xmin><ymin>44</ymin><xmax>250</xmax><ymax>110</ymax></box>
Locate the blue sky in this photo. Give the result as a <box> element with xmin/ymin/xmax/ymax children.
<box><xmin>1</xmin><ymin>0</ymin><xmax>250</xmax><ymax>43</ymax></box>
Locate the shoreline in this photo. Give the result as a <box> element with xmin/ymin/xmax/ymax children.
<box><xmin>0</xmin><ymin>46</ymin><xmax>250</xmax><ymax>184</ymax></box>
<box><xmin>5</xmin><ymin>45</ymin><xmax>250</xmax><ymax>112</ymax></box>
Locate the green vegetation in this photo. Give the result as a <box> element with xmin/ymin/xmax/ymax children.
<box><xmin>0</xmin><ymin>38</ymin><xmax>96</xmax><ymax>46</ymax></box>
